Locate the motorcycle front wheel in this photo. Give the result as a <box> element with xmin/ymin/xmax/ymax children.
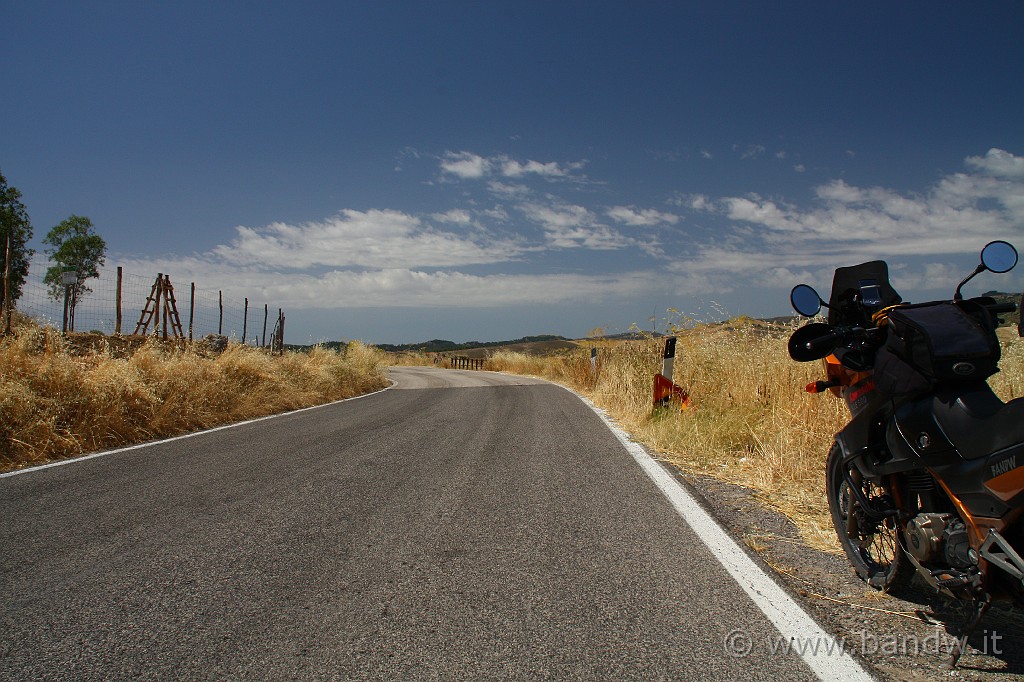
<box><xmin>825</xmin><ymin>443</ymin><xmax>911</xmax><ymax>590</ymax></box>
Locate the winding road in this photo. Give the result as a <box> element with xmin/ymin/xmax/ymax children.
<box><xmin>0</xmin><ymin>368</ymin><xmax>870</xmax><ymax>680</ymax></box>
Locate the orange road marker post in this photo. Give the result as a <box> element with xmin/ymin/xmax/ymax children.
<box><xmin>653</xmin><ymin>337</ymin><xmax>691</xmax><ymax>411</ymax></box>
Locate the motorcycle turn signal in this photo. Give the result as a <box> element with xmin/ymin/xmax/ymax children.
<box><xmin>806</xmin><ymin>380</ymin><xmax>839</xmax><ymax>393</ymax></box>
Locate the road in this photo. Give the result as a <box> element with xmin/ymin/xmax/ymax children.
<box><xmin>1</xmin><ymin>367</ymin><xmax>859</xmax><ymax>680</ymax></box>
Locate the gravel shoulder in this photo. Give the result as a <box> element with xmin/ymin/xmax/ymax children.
<box><xmin>675</xmin><ymin>470</ymin><xmax>1024</xmax><ymax>681</ymax></box>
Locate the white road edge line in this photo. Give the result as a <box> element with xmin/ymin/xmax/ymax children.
<box><xmin>564</xmin><ymin>387</ymin><xmax>875</xmax><ymax>682</ymax></box>
<box><xmin>0</xmin><ymin>383</ymin><xmax>395</xmax><ymax>479</ymax></box>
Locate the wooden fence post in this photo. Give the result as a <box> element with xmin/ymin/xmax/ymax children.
<box><xmin>262</xmin><ymin>304</ymin><xmax>268</xmax><ymax>348</ymax></box>
<box><xmin>2</xmin><ymin>231</ymin><xmax>11</xmax><ymax>335</ymax></box>
<box><xmin>115</xmin><ymin>266</ymin><xmax>123</xmax><ymax>335</ymax></box>
<box><xmin>189</xmin><ymin>282</ymin><xmax>195</xmax><ymax>341</ymax></box>
<box><xmin>276</xmin><ymin>309</ymin><xmax>284</xmax><ymax>352</ymax></box>
<box><xmin>154</xmin><ymin>274</ymin><xmax>163</xmax><ymax>338</ymax></box>
<box><xmin>218</xmin><ymin>290</ymin><xmax>223</xmax><ymax>335</ymax></box>
<box><xmin>161</xmin><ymin>276</ymin><xmax>169</xmax><ymax>341</ymax></box>
<box><xmin>243</xmin><ymin>297</ymin><xmax>248</xmax><ymax>344</ymax></box>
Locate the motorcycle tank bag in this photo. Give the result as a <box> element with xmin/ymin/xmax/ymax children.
<box><xmin>875</xmin><ymin>302</ymin><xmax>1000</xmax><ymax>397</ymax></box>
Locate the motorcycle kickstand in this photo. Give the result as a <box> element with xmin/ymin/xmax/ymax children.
<box><xmin>948</xmin><ymin>593</ymin><xmax>991</xmax><ymax>669</ymax></box>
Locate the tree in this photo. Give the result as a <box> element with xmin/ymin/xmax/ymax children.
<box><xmin>43</xmin><ymin>215</ymin><xmax>106</xmax><ymax>332</ymax></box>
<box><xmin>1</xmin><ymin>169</ymin><xmax>34</xmax><ymax>320</ymax></box>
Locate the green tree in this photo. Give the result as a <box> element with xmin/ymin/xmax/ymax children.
<box><xmin>43</xmin><ymin>215</ymin><xmax>106</xmax><ymax>332</ymax></box>
<box><xmin>1</xmin><ymin>169</ymin><xmax>34</xmax><ymax>309</ymax></box>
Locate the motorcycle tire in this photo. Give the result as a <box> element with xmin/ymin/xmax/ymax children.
<box><xmin>825</xmin><ymin>443</ymin><xmax>912</xmax><ymax>590</ymax></box>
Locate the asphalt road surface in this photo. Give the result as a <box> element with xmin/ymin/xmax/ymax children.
<box><xmin>1</xmin><ymin>368</ymin><xmax>854</xmax><ymax>680</ymax></box>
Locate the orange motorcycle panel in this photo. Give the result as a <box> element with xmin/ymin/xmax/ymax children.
<box><xmin>820</xmin><ymin>354</ymin><xmax>873</xmax><ymax>398</ymax></box>
<box><xmin>985</xmin><ymin>465</ymin><xmax>1024</xmax><ymax>503</ymax></box>
<box><xmin>936</xmin><ymin>475</ymin><xmax>1022</xmax><ymax>549</ymax></box>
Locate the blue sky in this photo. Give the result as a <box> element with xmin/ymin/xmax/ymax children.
<box><xmin>4</xmin><ymin>2</ymin><xmax>1023</xmax><ymax>344</ymax></box>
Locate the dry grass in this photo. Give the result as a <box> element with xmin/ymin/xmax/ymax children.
<box><xmin>993</xmin><ymin>328</ymin><xmax>1024</xmax><ymax>400</ymax></box>
<box><xmin>386</xmin><ymin>351</ymin><xmax>442</xmax><ymax>367</ymax></box>
<box><xmin>487</xmin><ymin>320</ymin><xmax>1024</xmax><ymax>553</ymax></box>
<box><xmin>0</xmin><ymin>321</ymin><xmax>389</xmax><ymax>471</ymax></box>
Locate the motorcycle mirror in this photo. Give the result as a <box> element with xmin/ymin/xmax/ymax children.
<box><xmin>790</xmin><ymin>284</ymin><xmax>824</xmax><ymax>317</ymax></box>
<box><xmin>956</xmin><ymin>240</ymin><xmax>1019</xmax><ymax>301</ymax></box>
<box><xmin>981</xmin><ymin>240</ymin><xmax>1018</xmax><ymax>273</ymax></box>
<box><xmin>788</xmin><ymin>323</ymin><xmax>836</xmax><ymax>361</ymax></box>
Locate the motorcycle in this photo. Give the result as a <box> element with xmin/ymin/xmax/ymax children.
<box><xmin>788</xmin><ymin>241</ymin><xmax>1024</xmax><ymax>667</ymax></box>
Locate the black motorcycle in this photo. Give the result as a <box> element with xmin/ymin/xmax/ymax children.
<box><xmin>788</xmin><ymin>241</ymin><xmax>1024</xmax><ymax>666</ymax></box>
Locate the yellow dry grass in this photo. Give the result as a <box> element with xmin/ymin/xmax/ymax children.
<box><xmin>0</xmin><ymin>321</ymin><xmax>389</xmax><ymax>471</ymax></box>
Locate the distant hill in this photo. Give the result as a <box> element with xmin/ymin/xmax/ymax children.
<box><xmin>374</xmin><ymin>334</ymin><xmax>571</xmax><ymax>354</ymax></box>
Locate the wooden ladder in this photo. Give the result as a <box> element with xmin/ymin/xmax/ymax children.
<box><xmin>134</xmin><ymin>274</ymin><xmax>184</xmax><ymax>338</ymax></box>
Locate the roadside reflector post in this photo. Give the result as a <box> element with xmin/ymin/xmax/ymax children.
<box><xmin>662</xmin><ymin>337</ymin><xmax>676</xmax><ymax>380</ymax></box>
<box><xmin>653</xmin><ymin>336</ymin><xmax>691</xmax><ymax>411</ymax></box>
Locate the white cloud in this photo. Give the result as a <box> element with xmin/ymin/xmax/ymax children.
<box><xmin>440</xmin><ymin>151</ymin><xmax>587</xmax><ymax>182</ymax></box>
<box><xmin>431</xmin><ymin>209</ymin><xmax>473</xmax><ymax>225</ymax></box>
<box><xmin>740</xmin><ymin>144</ymin><xmax>766</xmax><ymax>159</ymax></box>
<box><xmin>439</xmin><ymin>151</ymin><xmax>491</xmax><ymax>179</ymax></box>
<box><xmin>720</xmin><ymin>196</ymin><xmax>783</xmax><ymax>227</ymax></box>
<box><xmin>105</xmin><ymin>147</ymin><xmax>1024</xmax><ymax>325</ymax></box>
<box><xmin>501</xmin><ymin>158</ymin><xmax>581</xmax><ymax>178</ymax></box>
<box><xmin>966</xmin><ymin>148</ymin><xmax>1024</xmax><ymax>178</ymax></box>
<box><xmin>606</xmin><ymin>205</ymin><xmax>680</xmax><ymax>226</ymax></box>
<box><xmin>259</xmin><ymin>269</ymin><xmax>669</xmax><ymax>308</ymax></box>
<box><xmin>687</xmin><ymin>194</ymin><xmax>710</xmax><ymax>211</ymax></box>
<box><xmin>212</xmin><ymin>208</ymin><xmax>521</xmax><ymax>269</ymax></box>
<box><xmin>889</xmin><ymin>261</ymin><xmax>965</xmax><ymax>292</ymax></box>
<box><xmin>481</xmin><ymin>206</ymin><xmax>510</xmax><ymax>222</ymax></box>
<box><xmin>520</xmin><ymin>202</ymin><xmax>629</xmax><ymax>249</ymax></box>
<box><xmin>486</xmin><ymin>180</ymin><xmax>531</xmax><ymax>198</ymax></box>
<box><xmin>690</xmin><ymin>150</ymin><xmax>1024</xmax><ymax>262</ymax></box>
<box><xmin>107</xmin><ymin>256</ymin><xmax>693</xmax><ymax>310</ymax></box>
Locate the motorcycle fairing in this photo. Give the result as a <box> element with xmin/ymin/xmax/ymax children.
<box><xmin>987</xmin><ymin>459</ymin><xmax>1024</xmax><ymax>504</ymax></box>
<box><xmin>835</xmin><ymin>397</ymin><xmax>893</xmax><ymax>477</ymax></box>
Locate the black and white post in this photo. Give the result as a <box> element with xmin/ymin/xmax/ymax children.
<box><xmin>662</xmin><ymin>336</ymin><xmax>676</xmax><ymax>382</ymax></box>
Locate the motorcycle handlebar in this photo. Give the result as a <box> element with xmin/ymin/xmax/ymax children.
<box><xmin>805</xmin><ymin>331</ymin><xmax>843</xmax><ymax>352</ymax></box>
<box><xmin>986</xmin><ymin>302</ymin><xmax>1017</xmax><ymax>315</ymax></box>
<box><xmin>803</xmin><ymin>326</ymin><xmax>869</xmax><ymax>352</ymax></box>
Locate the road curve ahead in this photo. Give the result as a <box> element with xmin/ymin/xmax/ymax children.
<box><xmin>2</xmin><ymin>367</ymin><xmax>830</xmax><ymax>680</ymax></box>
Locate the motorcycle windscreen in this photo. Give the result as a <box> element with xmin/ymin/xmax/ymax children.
<box><xmin>828</xmin><ymin>260</ymin><xmax>902</xmax><ymax>326</ymax></box>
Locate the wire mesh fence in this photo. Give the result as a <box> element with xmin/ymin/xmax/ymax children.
<box><xmin>12</xmin><ymin>266</ymin><xmax>282</xmax><ymax>346</ymax></box>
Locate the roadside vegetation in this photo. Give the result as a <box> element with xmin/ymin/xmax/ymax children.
<box><xmin>422</xmin><ymin>319</ymin><xmax>1024</xmax><ymax>552</ymax></box>
<box><xmin>0</xmin><ymin>316</ymin><xmax>389</xmax><ymax>471</ymax></box>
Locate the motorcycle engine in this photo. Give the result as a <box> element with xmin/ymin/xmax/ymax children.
<box><xmin>942</xmin><ymin>519</ymin><xmax>973</xmax><ymax>569</ymax></box>
<box><xmin>904</xmin><ymin>513</ymin><xmax>952</xmax><ymax>563</ymax></box>
<box><xmin>904</xmin><ymin>513</ymin><xmax>974</xmax><ymax>568</ymax></box>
